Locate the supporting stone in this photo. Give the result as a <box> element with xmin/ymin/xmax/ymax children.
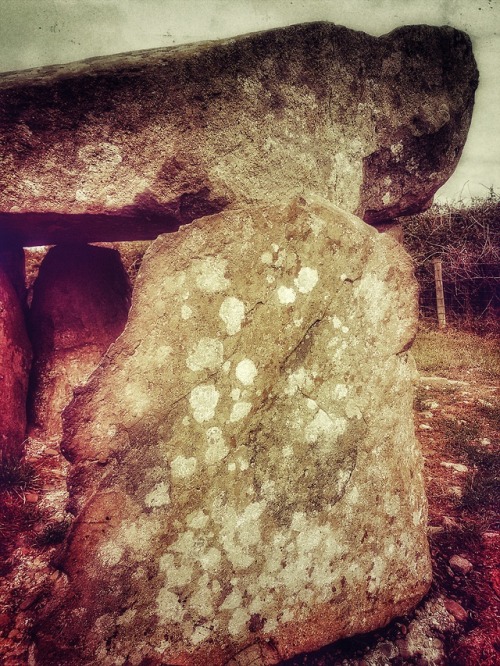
<box><xmin>34</xmin><ymin>198</ymin><xmax>431</xmax><ymax>665</ymax></box>
<box><xmin>28</xmin><ymin>244</ymin><xmax>131</xmax><ymax>439</ymax></box>
<box><xmin>0</xmin><ymin>249</ymin><xmax>31</xmax><ymax>464</ymax></box>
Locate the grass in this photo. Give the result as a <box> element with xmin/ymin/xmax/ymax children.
<box><xmin>0</xmin><ymin>459</ymin><xmax>42</xmax><ymax>573</ymax></box>
<box><xmin>411</xmin><ymin>326</ymin><xmax>500</xmax><ymax>378</ymax></box>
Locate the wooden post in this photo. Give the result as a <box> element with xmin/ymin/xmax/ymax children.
<box><xmin>433</xmin><ymin>257</ymin><xmax>446</xmax><ymax>329</ymax></box>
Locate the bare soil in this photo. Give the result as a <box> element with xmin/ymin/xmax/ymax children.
<box><xmin>0</xmin><ymin>369</ymin><xmax>498</xmax><ymax>665</ymax></box>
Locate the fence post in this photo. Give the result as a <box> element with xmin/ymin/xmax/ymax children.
<box><xmin>432</xmin><ymin>257</ymin><xmax>446</xmax><ymax>328</ymax></box>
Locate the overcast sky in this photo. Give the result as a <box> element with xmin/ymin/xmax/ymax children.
<box><xmin>1</xmin><ymin>0</ymin><xmax>499</xmax><ymax>202</ymax></box>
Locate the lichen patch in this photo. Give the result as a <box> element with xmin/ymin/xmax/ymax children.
<box><xmin>277</xmin><ymin>285</ymin><xmax>296</xmax><ymax>305</ymax></box>
<box><xmin>229</xmin><ymin>401</ymin><xmax>252</xmax><ymax>422</ymax></box>
<box><xmin>294</xmin><ymin>267</ymin><xmax>319</xmax><ymax>294</ymax></box>
<box><xmin>192</xmin><ymin>256</ymin><xmax>230</xmax><ymax>293</ymax></box>
<box><xmin>186</xmin><ymin>338</ymin><xmax>224</xmax><ymax>372</ymax></box>
<box><xmin>219</xmin><ymin>297</ymin><xmax>245</xmax><ymax>335</ymax></box>
<box><xmin>235</xmin><ymin>359</ymin><xmax>258</xmax><ymax>386</ymax></box>
<box><xmin>189</xmin><ymin>384</ymin><xmax>220</xmax><ymax>423</ymax></box>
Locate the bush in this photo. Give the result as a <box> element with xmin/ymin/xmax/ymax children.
<box><xmin>402</xmin><ymin>190</ymin><xmax>500</xmax><ymax>330</ymax></box>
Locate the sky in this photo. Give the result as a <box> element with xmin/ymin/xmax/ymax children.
<box><xmin>1</xmin><ymin>0</ymin><xmax>499</xmax><ymax>202</ymax></box>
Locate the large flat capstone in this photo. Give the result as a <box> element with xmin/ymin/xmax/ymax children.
<box><xmin>34</xmin><ymin>197</ymin><xmax>431</xmax><ymax>665</ymax></box>
<box><xmin>0</xmin><ymin>22</ymin><xmax>477</xmax><ymax>245</ymax></box>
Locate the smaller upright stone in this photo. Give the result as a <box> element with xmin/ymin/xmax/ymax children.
<box><xmin>0</xmin><ymin>261</ymin><xmax>31</xmax><ymax>463</ymax></box>
<box><xmin>28</xmin><ymin>244</ymin><xmax>131</xmax><ymax>438</ymax></box>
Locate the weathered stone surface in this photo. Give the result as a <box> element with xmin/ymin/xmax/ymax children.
<box><xmin>0</xmin><ymin>22</ymin><xmax>477</xmax><ymax>245</ymax></box>
<box><xmin>0</xmin><ymin>244</ymin><xmax>27</xmax><ymax>306</ymax></box>
<box><xmin>34</xmin><ymin>198</ymin><xmax>431</xmax><ymax>664</ymax></box>
<box><xmin>0</xmin><ymin>263</ymin><xmax>31</xmax><ymax>463</ymax></box>
<box><xmin>28</xmin><ymin>244</ymin><xmax>131</xmax><ymax>438</ymax></box>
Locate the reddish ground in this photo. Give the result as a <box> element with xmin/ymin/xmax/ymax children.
<box><xmin>0</xmin><ymin>370</ymin><xmax>498</xmax><ymax>665</ymax></box>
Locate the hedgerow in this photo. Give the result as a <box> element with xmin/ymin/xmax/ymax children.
<box><xmin>402</xmin><ymin>190</ymin><xmax>500</xmax><ymax>330</ymax></box>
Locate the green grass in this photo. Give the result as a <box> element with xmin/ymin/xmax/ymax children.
<box><xmin>411</xmin><ymin>327</ymin><xmax>500</xmax><ymax>377</ymax></box>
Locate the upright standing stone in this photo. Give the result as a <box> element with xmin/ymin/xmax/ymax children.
<box><xmin>0</xmin><ymin>255</ymin><xmax>31</xmax><ymax>463</ymax></box>
<box><xmin>34</xmin><ymin>198</ymin><xmax>431</xmax><ymax>665</ymax></box>
<box><xmin>28</xmin><ymin>244</ymin><xmax>131</xmax><ymax>438</ymax></box>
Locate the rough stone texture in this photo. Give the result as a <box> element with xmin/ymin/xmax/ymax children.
<box><xmin>0</xmin><ymin>22</ymin><xmax>477</xmax><ymax>246</ymax></box>
<box><xmin>28</xmin><ymin>244</ymin><xmax>131</xmax><ymax>438</ymax></box>
<box><xmin>0</xmin><ymin>244</ymin><xmax>27</xmax><ymax>307</ymax></box>
<box><xmin>0</xmin><ymin>262</ymin><xmax>31</xmax><ymax>463</ymax></box>
<box><xmin>34</xmin><ymin>198</ymin><xmax>432</xmax><ymax>665</ymax></box>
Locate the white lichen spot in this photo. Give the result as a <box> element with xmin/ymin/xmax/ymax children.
<box><xmin>277</xmin><ymin>285</ymin><xmax>296</xmax><ymax>305</ymax></box>
<box><xmin>228</xmin><ymin>462</ymin><xmax>237</xmax><ymax>472</ymax></box>
<box><xmin>294</xmin><ymin>267</ymin><xmax>319</xmax><ymax>294</ymax></box>
<box><xmin>219</xmin><ymin>297</ymin><xmax>245</xmax><ymax>335</ymax></box>
<box><xmin>346</xmin><ymin>486</ymin><xmax>360</xmax><ymax>505</ymax></box>
<box><xmin>193</xmin><ymin>257</ymin><xmax>230</xmax><ymax>293</ymax></box>
<box><xmin>333</xmin><ymin>384</ymin><xmax>348</xmax><ymax>400</ymax></box>
<box><xmin>294</xmin><ymin>317</ymin><xmax>303</xmax><ymax>327</ymax></box>
<box><xmin>413</xmin><ymin>508</ymin><xmax>423</xmax><ymax>526</ymax></box>
<box><xmin>191</xmin><ymin>625</ymin><xmax>211</xmax><ymax>645</ymax></box>
<box><xmin>145</xmin><ymin>481</ymin><xmax>170</xmax><ymax>508</ymax></box>
<box><xmin>306</xmin><ymin>398</ymin><xmax>318</xmax><ymax>411</ymax></box>
<box><xmin>272</xmin><ymin>243</ymin><xmax>279</xmax><ymax>252</ymax></box>
<box><xmin>235</xmin><ymin>359</ymin><xmax>258</xmax><ymax>386</ymax></box>
<box><xmin>238</xmin><ymin>456</ymin><xmax>249</xmax><ymax>471</ymax></box>
<box><xmin>199</xmin><ymin>547</ymin><xmax>222</xmax><ymax>570</ymax></box>
<box><xmin>155</xmin><ymin>345</ymin><xmax>173</xmax><ymax>366</ymax></box>
<box><xmin>331</xmin><ymin>316</ymin><xmax>342</xmax><ymax>329</ymax></box>
<box><xmin>368</xmin><ymin>556</ymin><xmax>387</xmax><ymax>594</ymax></box>
<box><xmin>305</xmin><ymin>410</ymin><xmax>347</xmax><ymax>445</ymax></box>
<box><xmin>181</xmin><ymin>304</ymin><xmax>193</xmax><ymax>320</ymax></box>
<box><xmin>171</xmin><ymin>455</ymin><xmax>197</xmax><ymax>479</ymax></box>
<box><xmin>340</xmin><ymin>273</ymin><xmax>348</xmax><ymax>281</ymax></box>
<box><xmin>221</xmin><ymin>588</ymin><xmax>243</xmax><ymax>611</ymax></box>
<box><xmin>123</xmin><ymin>382</ymin><xmax>151</xmax><ymax>420</ymax></box>
<box><xmin>284</xmin><ymin>367</ymin><xmax>312</xmax><ymax>396</ymax></box>
<box><xmin>282</xmin><ymin>445</ymin><xmax>293</xmax><ymax>457</ymax></box>
<box><xmin>99</xmin><ymin>542</ymin><xmax>124</xmax><ymax>566</ymax></box>
<box><xmin>260</xmin><ymin>251</ymin><xmax>273</xmax><ymax>265</ymax></box>
<box><xmin>229</xmin><ymin>401</ymin><xmax>252</xmax><ymax>423</ymax></box>
<box><xmin>308</xmin><ymin>212</ymin><xmax>326</xmax><ymax>237</ymax></box>
<box><xmin>231</xmin><ymin>388</ymin><xmax>241</xmax><ymax>401</ymax></box>
<box><xmin>205</xmin><ymin>427</ymin><xmax>229</xmax><ymax>464</ymax></box>
<box><xmin>156</xmin><ymin>588</ymin><xmax>185</xmax><ymax>622</ymax></box>
<box><xmin>266</xmin><ymin>275</ymin><xmax>276</xmax><ymax>284</ymax></box>
<box><xmin>341</xmin><ymin>325</ymin><xmax>349</xmax><ymax>333</ymax></box>
<box><xmin>186</xmin><ymin>509</ymin><xmax>209</xmax><ymax>530</ymax></box>
<box><xmin>186</xmin><ymin>338</ymin><xmax>224</xmax><ymax>372</ymax></box>
<box><xmin>189</xmin><ymin>384</ymin><xmax>220</xmax><ymax>423</ymax></box>
<box><xmin>188</xmin><ymin>574</ymin><xmax>215</xmax><ymax>616</ymax></box>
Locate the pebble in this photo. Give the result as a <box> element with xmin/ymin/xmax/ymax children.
<box><xmin>24</xmin><ymin>492</ymin><xmax>39</xmax><ymax>503</ymax></box>
<box><xmin>440</xmin><ymin>462</ymin><xmax>468</xmax><ymax>473</ymax></box>
<box><xmin>443</xmin><ymin>598</ymin><xmax>468</xmax><ymax>622</ymax></box>
<box><xmin>449</xmin><ymin>554</ymin><xmax>473</xmax><ymax>575</ymax></box>
<box><xmin>480</xmin><ymin>438</ymin><xmax>491</xmax><ymax>446</ymax></box>
<box><xmin>45</xmin><ymin>447</ymin><xmax>59</xmax><ymax>456</ymax></box>
<box><xmin>419</xmin><ymin>424</ymin><xmax>432</xmax><ymax>431</ymax></box>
